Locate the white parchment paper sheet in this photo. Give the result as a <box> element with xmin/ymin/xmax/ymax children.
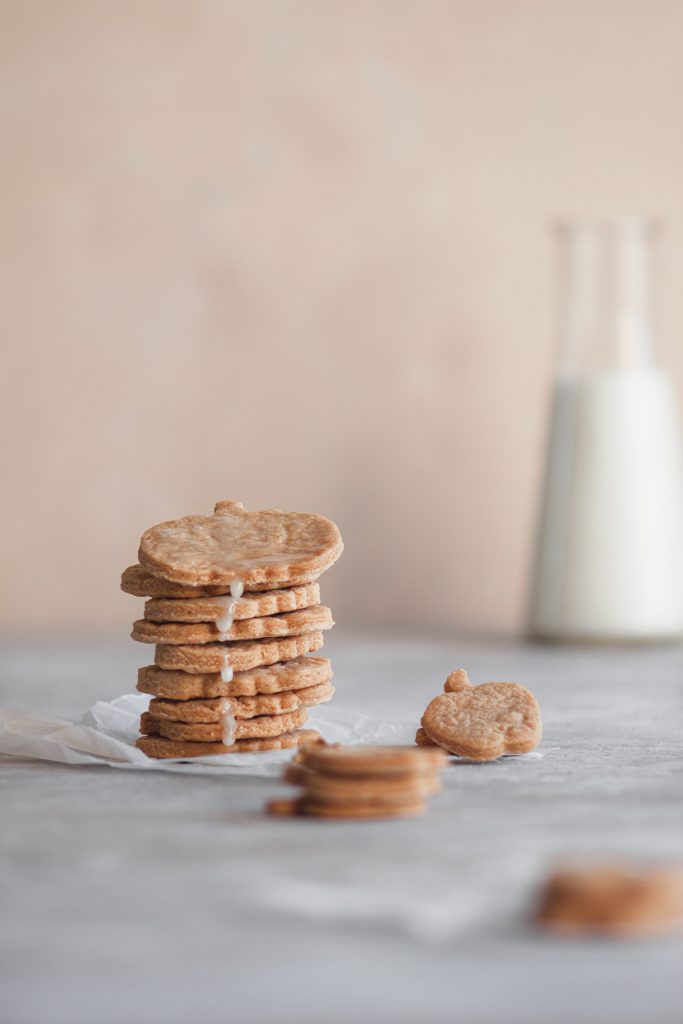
<box><xmin>0</xmin><ymin>695</ymin><xmax>417</xmax><ymax>775</ymax></box>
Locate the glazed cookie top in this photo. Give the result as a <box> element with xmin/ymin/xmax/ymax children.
<box><xmin>138</xmin><ymin>500</ymin><xmax>343</xmax><ymax>588</ymax></box>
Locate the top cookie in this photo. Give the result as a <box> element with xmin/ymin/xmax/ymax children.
<box><xmin>138</xmin><ymin>500</ymin><xmax>343</xmax><ymax>588</ymax></box>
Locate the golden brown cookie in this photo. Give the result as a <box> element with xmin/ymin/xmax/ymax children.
<box><xmin>136</xmin><ymin>728</ymin><xmax>321</xmax><ymax>759</ymax></box>
<box><xmin>122</xmin><ymin>564</ymin><xmax>272</xmax><ymax>598</ymax></box>
<box><xmin>422</xmin><ymin>683</ymin><xmax>541</xmax><ymax>761</ymax></box>
<box><xmin>295</xmin><ymin>744</ymin><xmax>448</xmax><ymax>777</ymax></box>
<box><xmin>535</xmin><ymin>862</ymin><xmax>683</xmax><ymax>938</ymax></box>
<box><xmin>138</xmin><ymin>500</ymin><xmax>343</xmax><ymax>588</ymax></box>
<box><xmin>137</xmin><ymin>656</ymin><xmax>332</xmax><ymax>700</ymax></box>
<box><xmin>148</xmin><ymin>680</ymin><xmax>334</xmax><ymax>722</ymax></box>
<box><xmin>140</xmin><ymin>707</ymin><xmax>308</xmax><ymax>742</ymax></box>
<box><xmin>296</xmin><ymin>796</ymin><xmax>426</xmax><ymax>819</ymax></box>
<box><xmin>131</xmin><ymin>606</ymin><xmax>333</xmax><ymax>645</ymax></box>
<box><xmin>415</xmin><ymin>726</ymin><xmax>438</xmax><ymax>747</ymax></box>
<box><xmin>443</xmin><ymin>668</ymin><xmax>472</xmax><ymax>693</ymax></box>
<box><xmin>154</xmin><ymin>631</ymin><xmax>325</xmax><ymax>674</ymax></box>
<box><xmin>266</xmin><ymin>797</ymin><xmax>301</xmax><ymax>816</ymax></box>
<box><xmin>143</xmin><ymin>582</ymin><xmax>320</xmax><ymax>623</ymax></box>
<box><xmin>293</xmin><ymin>770</ymin><xmax>440</xmax><ymax>804</ymax></box>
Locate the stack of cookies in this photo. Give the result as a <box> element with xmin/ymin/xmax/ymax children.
<box><xmin>121</xmin><ymin>501</ymin><xmax>343</xmax><ymax>759</ymax></box>
<box><xmin>268</xmin><ymin>743</ymin><xmax>448</xmax><ymax>819</ymax></box>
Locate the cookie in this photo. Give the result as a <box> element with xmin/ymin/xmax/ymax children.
<box><xmin>136</xmin><ymin>728</ymin><xmax>321</xmax><ymax>759</ymax></box>
<box><xmin>287</xmin><ymin>768</ymin><xmax>441</xmax><ymax>803</ymax></box>
<box><xmin>140</xmin><ymin>706</ymin><xmax>309</xmax><ymax>741</ymax></box>
<box><xmin>148</xmin><ymin>680</ymin><xmax>334</xmax><ymax>722</ymax></box>
<box><xmin>443</xmin><ymin>668</ymin><xmax>472</xmax><ymax>693</ymax></box>
<box><xmin>131</xmin><ymin>606</ymin><xmax>333</xmax><ymax>645</ymax></box>
<box><xmin>138</xmin><ymin>500</ymin><xmax>343</xmax><ymax>588</ymax></box>
<box><xmin>121</xmin><ymin>564</ymin><xmax>272</xmax><ymax>598</ymax></box>
<box><xmin>137</xmin><ymin>656</ymin><xmax>332</xmax><ymax>700</ymax></box>
<box><xmin>295</xmin><ymin>796</ymin><xmax>426</xmax><ymax>819</ymax></box>
<box><xmin>143</xmin><ymin>582</ymin><xmax>320</xmax><ymax>623</ymax></box>
<box><xmin>535</xmin><ymin>862</ymin><xmax>683</xmax><ymax>938</ymax></box>
<box><xmin>266</xmin><ymin>797</ymin><xmax>301</xmax><ymax>816</ymax></box>
<box><xmin>154</xmin><ymin>631</ymin><xmax>325</xmax><ymax>674</ymax></box>
<box><xmin>415</xmin><ymin>726</ymin><xmax>437</xmax><ymax>747</ymax></box>
<box><xmin>422</xmin><ymin>682</ymin><xmax>541</xmax><ymax>761</ymax></box>
<box><xmin>295</xmin><ymin>744</ymin><xmax>448</xmax><ymax>777</ymax></box>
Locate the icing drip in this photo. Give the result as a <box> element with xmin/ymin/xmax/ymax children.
<box><xmin>215</xmin><ymin>577</ymin><xmax>244</xmax><ymax>633</ymax></box>
<box><xmin>220</xmin><ymin>656</ymin><xmax>233</xmax><ymax>683</ymax></box>
<box><xmin>219</xmin><ymin>698</ymin><xmax>236</xmax><ymax>746</ymax></box>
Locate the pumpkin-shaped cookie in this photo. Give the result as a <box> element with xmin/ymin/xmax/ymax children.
<box><xmin>422</xmin><ymin>681</ymin><xmax>541</xmax><ymax>761</ymax></box>
<box><xmin>138</xmin><ymin>500</ymin><xmax>342</xmax><ymax>588</ymax></box>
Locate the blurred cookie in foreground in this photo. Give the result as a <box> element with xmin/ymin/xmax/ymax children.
<box><xmin>266</xmin><ymin>742</ymin><xmax>447</xmax><ymax>820</ymax></box>
<box><xmin>534</xmin><ymin>861</ymin><xmax>683</xmax><ymax>938</ymax></box>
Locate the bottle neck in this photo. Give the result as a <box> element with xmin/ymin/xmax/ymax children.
<box><xmin>557</xmin><ymin>219</ymin><xmax>655</xmax><ymax>376</ymax></box>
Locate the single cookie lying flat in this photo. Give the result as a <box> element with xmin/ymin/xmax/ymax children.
<box><xmin>149</xmin><ymin>680</ymin><xmax>334</xmax><ymax>722</ymax></box>
<box><xmin>132</xmin><ymin>606</ymin><xmax>333</xmax><ymax>645</ymax></box>
<box><xmin>295</xmin><ymin>744</ymin><xmax>448</xmax><ymax>777</ymax></box>
<box><xmin>137</xmin><ymin>656</ymin><xmax>332</xmax><ymax>699</ymax></box>
<box><xmin>535</xmin><ymin>862</ymin><xmax>683</xmax><ymax>938</ymax></box>
<box><xmin>140</xmin><ymin>706</ymin><xmax>308</xmax><ymax>741</ymax></box>
<box><xmin>154</xmin><ymin>631</ymin><xmax>325</xmax><ymax>674</ymax></box>
<box><xmin>138</xmin><ymin>500</ymin><xmax>343</xmax><ymax>589</ymax></box>
<box><xmin>422</xmin><ymin>681</ymin><xmax>541</xmax><ymax>761</ymax></box>
<box><xmin>137</xmin><ymin>728</ymin><xmax>321</xmax><ymax>760</ymax></box>
<box><xmin>283</xmin><ymin>764</ymin><xmax>440</xmax><ymax>803</ymax></box>
<box><xmin>267</xmin><ymin>796</ymin><xmax>426</xmax><ymax>820</ymax></box>
<box><xmin>143</xmin><ymin>583</ymin><xmax>320</xmax><ymax>623</ymax></box>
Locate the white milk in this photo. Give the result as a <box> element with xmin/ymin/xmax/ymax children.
<box><xmin>529</xmin><ymin>366</ymin><xmax>683</xmax><ymax>639</ymax></box>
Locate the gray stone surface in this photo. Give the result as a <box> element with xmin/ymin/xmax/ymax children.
<box><xmin>1</xmin><ymin>631</ymin><xmax>682</xmax><ymax>1024</ymax></box>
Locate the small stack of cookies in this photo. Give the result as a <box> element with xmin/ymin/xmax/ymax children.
<box><xmin>122</xmin><ymin>501</ymin><xmax>343</xmax><ymax>759</ymax></box>
<box><xmin>268</xmin><ymin>743</ymin><xmax>448</xmax><ymax>819</ymax></box>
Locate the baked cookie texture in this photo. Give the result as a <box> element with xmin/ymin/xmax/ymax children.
<box><xmin>138</xmin><ymin>500</ymin><xmax>342</xmax><ymax>588</ymax></box>
<box><xmin>143</xmin><ymin>583</ymin><xmax>320</xmax><ymax>623</ymax></box>
<box><xmin>121</xmin><ymin>500</ymin><xmax>342</xmax><ymax>759</ymax></box>
<box><xmin>137</xmin><ymin>656</ymin><xmax>332</xmax><ymax>700</ymax></box>
<box><xmin>136</xmin><ymin>729</ymin><xmax>322</xmax><ymax>760</ymax></box>
<box><xmin>140</xmin><ymin>706</ymin><xmax>309</xmax><ymax>742</ymax></box>
<box><xmin>535</xmin><ymin>862</ymin><xmax>683</xmax><ymax>937</ymax></box>
<box><xmin>419</xmin><ymin>669</ymin><xmax>541</xmax><ymax>761</ymax></box>
<box><xmin>131</xmin><ymin>606</ymin><xmax>333</xmax><ymax>645</ymax></box>
<box><xmin>148</xmin><ymin>680</ymin><xmax>334</xmax><ymax>722</ymax></box>
<box><xmin>266</xmin><ymin>741</ymin><xmax>447</xmax><ymax>820</ymax></box>
<box><xmin>154</xmin><ymin>632</ymin><xmax>325</xmax><ymax>674</ymax></box>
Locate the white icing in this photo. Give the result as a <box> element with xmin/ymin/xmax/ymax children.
<box><xmin>215</xmin><ymin>601</ymin><xmax>236</xmax><ymax>633</ymax></box>
<box><xmin>219</xmin><ymin>698</ymin><xmax>236</xmax><ymax>746</ymax></box>
<box><xmin>214</xmin><ymin>577</ymin><xmax>244</xmax><ymax>632</ymax></box>
<box><xmin>220</xmin><ymin>656</ymin><xmax>233</xmax><ymax>683</ymax></box>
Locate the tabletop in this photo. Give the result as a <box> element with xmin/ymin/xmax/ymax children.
<box><xmin>1</xmin><ymin>631</ymin><xmax>682</xmax><ymax>1024</ymax></box>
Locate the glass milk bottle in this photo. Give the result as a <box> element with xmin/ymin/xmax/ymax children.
<box><xmin>529</xmin><ymin>219</ymin><xmax>683</xmax><ymax>641</ymax></box>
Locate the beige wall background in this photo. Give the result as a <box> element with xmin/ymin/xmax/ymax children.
<box><xmin>2</xmin><ymin>0</ymin><xmax>683</xmax><ymax>634</ymax></box>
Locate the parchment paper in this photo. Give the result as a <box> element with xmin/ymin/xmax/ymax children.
<box><xmin>0</xmin><ymin>695</ymin><xmax>417</xmax><ymax>775</ymax></box>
